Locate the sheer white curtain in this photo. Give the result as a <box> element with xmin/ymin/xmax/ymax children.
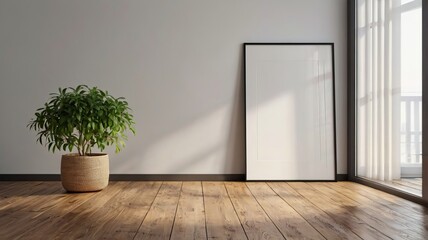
<box><xmin>357</xmin><ymin>0</ymin><xmax>401</xmax><ymax>181</ymax></box>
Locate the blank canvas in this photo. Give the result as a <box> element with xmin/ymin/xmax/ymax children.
<box><xmin>245</xmin><ymin>43</ymin><xmax>337</xmax><ymax>180</ymax></box>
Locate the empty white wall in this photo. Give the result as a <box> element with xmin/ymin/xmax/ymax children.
<box><xmin>0</xmin><ymin>0</ymin><xmax>347</xmax><ymax>174</ymax></box>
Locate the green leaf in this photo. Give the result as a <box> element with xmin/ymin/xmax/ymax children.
<box><xmin>28</xmin><ymin>84</ymin><xmax>136</xmax><ymax>155</ymax></box>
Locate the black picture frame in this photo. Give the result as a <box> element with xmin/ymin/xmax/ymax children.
<box><xmin>244</xmin><ymin>42</ymin><xmax>338</xmax><ymax>181</ymax></box>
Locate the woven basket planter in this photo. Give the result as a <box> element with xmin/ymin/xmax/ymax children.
<box><xmin>61</xmin><ymin>153</ymin><xmax>109</xmax><ymax>192</ymax></box>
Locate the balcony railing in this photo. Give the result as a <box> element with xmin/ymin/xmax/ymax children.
<box><xmin>401</xmin><ymin>95</ymin><xmax>422</xmax><ymax>165</ymax></box>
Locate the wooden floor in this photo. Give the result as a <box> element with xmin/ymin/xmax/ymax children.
<box><xmin>366</xmin><ymin>178</ymin><xmax>422</xmax><ymax>197</ymax></box>
<box><xmin>1</xmin><ymin>181</ymin><xmax>428</xmax><ymax>240</ymax></box>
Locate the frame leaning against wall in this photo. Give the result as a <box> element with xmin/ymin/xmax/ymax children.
<box><xmin>244</xmin><ymin>43</ymin><xmax>338</xmax><ymax>181</ymax></box>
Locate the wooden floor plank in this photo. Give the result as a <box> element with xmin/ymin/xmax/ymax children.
<box><xmin>22</xmin><ymin>181</ymin><xmax>125</xmax><ymax>238</ymax></box>
<box><xmin>365</xmin><ymin>178</ymin><xmax>422</xmax><ymax>196</ymax></box>
<box><xmin>334</xmin><ymin>181</ymin><xmax>428</xmax><ymax>223</ymax></box>
<box><xmin>50</xmin><ymin>181</ymin><xmax>128</xmax><ymax>239</ymax></box>
<box><xmin>225</xmin><ymin>182</ymin><xmax>284</xmax><ymax>240</ymax></box>
<box><xmin>0</xmin><ymin>181</ymin><xmax>427</xmax><ymax>240</ymax></box>
<box><xmin>0</xmin><ymin>182</ymin><xmax>64</xmax><ymax>229</ymax></box>
<box><xmin>392</xmin><ymin>179</ymin><xmax>422</xmax><ymax>191</ymax></box>
<box><xmin>0</xmin><ymin>182</ymin><xmax>62</xmax><ymax>212</ymax></box>
<box><xmin>0</xmin><ymin>182</ymin><xmax>66</xmax><ymax>239</ymax></box>
<box><xmin>410</xmin><ymin>178</ymin><xmax>422</xmax><ymax>183</ymax></box>
<box><xmin>14</xmin><ymin>188</ymin><xmax>99</xmax><ymax>239</ymax></box>
<box><xmin>203</xmin><ymin>182</ymin><xmax>247</xmax><ymax>240</ymax></box>
<box><xmin>268</xmin><ymin>182</ymin><xmax>362</xmax><ymax>240</ymax></box>
<box><xmin>289</xmin><ymin>182</ymin><xmax>392</xmax><ymax>240</ymax></box>
<box><xmin>314</xmin><ymin>182</ymin><xmax>428</xmax><ymax>239</ymax></box>
<box><xmin>335</xmin><ymin>181</ymin><xmax>425</xmax><ymax>216</ymax></box>
<box><xmin>0</xmin><ymin>181</ymin><xmax>65</xmax><ymax>237</ymax></box>
<box><xmin>0</xmin><ymin>181</ymin><xmax>44</xmax><ymax>209</ymax></box>
<box><xmin>246</xmin><ymin>182</ymin><xmax>325</xmax><ymax>240</ymax></box>
<box><xmin>170</xmin><ymin>182</ymin><xmax>206</xmax><ymax>240</ymax></box>
<box><xmin>96</xmin><ymin>181</ymin><xmax>163</xmax><ymax>239</ymax></box>
<box><xmin>0</xmin><ymin>181</ymin><xmax>14</xmax><ymax>187</ymax></box>
<box><xmin>52</xmin><ymin>181</ymin><xmax>143</xmax><ymax>239</ymax></box>
<box><xmin>320</xmin><ymin>182</ymin><xmax>428</xmax><ymax>238</ymax></box>
<box><xmin>0</xmin><ymin>181</ymin><xmax>32</xmax><ymax>194</ymax></box>
<box><xmin>400</xmin><ymin>178</ymin><xmax>422</xmax><ymax>187</ymax></box>
<box><xmin>134</xmin><ymin>182</ymin><xmax>182</xmax><ymax>240</ymax></box>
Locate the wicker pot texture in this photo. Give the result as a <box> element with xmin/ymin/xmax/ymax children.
<box><xmin>61</xmin><ymin>153</ymin><xmax>109</xmax><ymax>192</ymax></box>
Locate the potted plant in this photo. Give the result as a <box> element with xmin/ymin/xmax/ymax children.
<box><xmin>28</xmin><ymin>85</ymin><xmax>135</xmax><ymax>192</ymax></box>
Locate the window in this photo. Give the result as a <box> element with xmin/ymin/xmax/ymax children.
<box><xmin>356</xmin><ymin>0</ymin><xmax>422</xmax><ymax>195</ymax></box>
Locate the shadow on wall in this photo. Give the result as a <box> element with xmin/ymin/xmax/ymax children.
<box><xmin>109</xmin><ymin>46</ymin><xmax>247</xmax><ymax>174</ymax></box>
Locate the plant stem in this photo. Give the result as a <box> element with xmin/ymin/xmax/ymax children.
<box><xmin>78</xmin><ymin>131</ymin><xmax>84</xmax><ymax>156</ymax></box>
<box><xmin>85</xmin><ymin>143</ymin><xmax>91</xmax><ymax>155</ymax></box>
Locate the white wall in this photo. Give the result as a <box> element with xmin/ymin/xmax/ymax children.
<box><xmin>0</xmin><ymin>0</ymin><xmax>347</xmax><ymax>174</ymax></box>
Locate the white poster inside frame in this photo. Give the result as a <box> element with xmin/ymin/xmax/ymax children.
<box><xmin>245</xmin><ymin>43</ymin><xmax>337</xmax><ymax>181</ymax></box>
